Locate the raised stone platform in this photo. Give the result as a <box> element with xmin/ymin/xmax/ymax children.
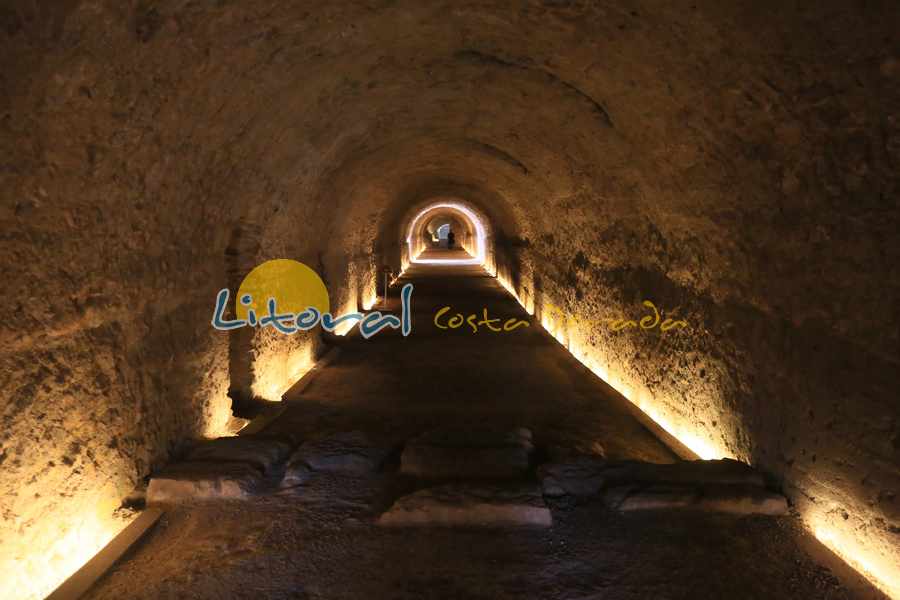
<box><xmin>186</xmin><ymin>436</ymin><xmax>293</xmax><ymax>474</ymax></box>
<box><xmin>282</xmin><ymin>431</ymin><xmax>390</xmax><ymax>485</ymax></box>
<box><xmin>147</xmin><ymin>462</ymin><xmax>264</xmax><ymax>503</ymax></box>
<box><xmin>605</xmin><ymin>483</ymin><xmax>788</xmax><ymax>515</ymax></box>
<box><xmin>539</xmin><ymin>457</ymin><xmax>788</xmax><ymax>515</ymax></box>
<box><xmin>601</xmin><ymin>458</ymin><xmax>766</xmax><ymax>488</ymax></box>
<box><xmin>539</xmin><ymin>454</ymin><xmax>608</xmax><ymax>498</ymax></box>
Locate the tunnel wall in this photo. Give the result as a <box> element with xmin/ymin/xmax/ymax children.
<box><xmin>0</xmin><ymin>3</ymin><xmax>357</xmax><ymax>596</ymax></box>
<box><xmin>1</xmin><ymin>1</ymin><xmax>898</xmax><ymax>598</ymax></box>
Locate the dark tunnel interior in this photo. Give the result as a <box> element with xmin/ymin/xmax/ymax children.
<box><xmin>1</xmin><ymin>2</ymin><xmax>898</xmax><ymax>599</ymax></box>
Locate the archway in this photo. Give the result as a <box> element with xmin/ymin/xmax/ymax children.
<box><xmin>405</xmin><ymin>201</ymin><xmax>488</xmax><ymax>266</ymax></box>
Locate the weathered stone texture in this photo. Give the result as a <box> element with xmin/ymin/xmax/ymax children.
<box><xmin>401</xmin><ymin>427</ymin><xmax>534</xmax><ymax>479</ymax></box>
<box><xmin>378</xmin><ymin>483</ymin><xmax>552</xmax><ymax>528</ymax></box>
<box><xmin>0</xmin><ymin>1</ymin><xmax>897</xmax><ymax>595</ymax></box>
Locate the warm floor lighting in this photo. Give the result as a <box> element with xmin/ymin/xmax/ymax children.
<box><xmin>813</xmin><ymin>521</ymin><xmax>900</xmax><ymax>599</ymax></box>
<box><xmin>496</xmin><ymin>273</ymin><xmax>534</xmax><ymax>315</ymax></box>
<box><xmin>252</xmin><ymin>343</ymin><xmax>316</xmax><ymax>401</ymax></box>
<box><xmin>4</xmin><ymin>508</ymin><xmax>135</xmax><ymax>600</ymax></box>
<box><xmin>498</xmin><ymin>280</ymin><xmax>897</xmax><ymax>598</ymax></box>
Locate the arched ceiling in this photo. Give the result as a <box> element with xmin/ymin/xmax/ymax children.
<box><xmin>1</xmin><ymin>2</ymin><xmax>898</xmax><ymax>596</ymax></box>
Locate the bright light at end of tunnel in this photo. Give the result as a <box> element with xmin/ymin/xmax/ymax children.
<box><xmin>407</xmin><ymin>202</ymin><xmax>487</xmax><ymax>265</ymax></box>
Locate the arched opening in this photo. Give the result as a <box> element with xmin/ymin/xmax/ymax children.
<box><xmin>435</xmin><ymin>223</ymin><xmax>450</xmax><ymax>243</ymax></box>
<box><xmin>423</xmin><ymin>213</ymin><xmax>468</xmax><ymax>254</ymax></box>
<box><xmin>404</xmin><ymin>201</ymin><xmax>489</xmax><ymax>266</ymax></box>
<box><xmin>3</xmin><ymin>3</ymin><xmax>897</xmax><ymax>598</ymax></box>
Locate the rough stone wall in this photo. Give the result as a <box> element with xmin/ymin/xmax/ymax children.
<box><xmin>0</xmin><ymin>2</ymin><xmax>354</xmax><ymax>595</ymax></box>
<box><xmin>505</xmin><ymin>3</ymin><xmax>900</xmax><ymax>583</ymax></box>
<box><xmin>0</xmin><ymin>0</ymin><xmax>897</xmax><ymax>597</ymax></box>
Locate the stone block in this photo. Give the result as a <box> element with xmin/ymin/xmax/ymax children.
<box><xmin>147</xmin><ymin>462</ymin><xmax>263</xmax><ymax>503</ymax></box>
<box><xmin>401</xmin><ymin>427</ymin><xmax>533</xmax><ymax>479</ymax></box>
<box><xmin>603</xmin><ymin>458</ymin><xmax>766</xmax><ymax>488</ymax></box>
<box><xmin>538</xmin><ymin>455</ymin><xmax>608</xmax><ymax>498</ymax></box>
<box><xmin>378</xmin><ymin>483</ymin><xmax>552</xmax><ymax>528</ymax></box>
<box><xmin>290</xmin><ymin>431</ymin><xmax>390</xmax><ymax>473</ymax></box>
<box><xmin>186</xmin><ymin>436</ymin><xmax>293</xmax><ymax>474</ymax></box>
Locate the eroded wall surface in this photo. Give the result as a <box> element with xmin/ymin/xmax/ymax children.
<box><xmin>1</xmin><ymin>1</ymin><xmax>897</xmax><ymax>597</ymax></box>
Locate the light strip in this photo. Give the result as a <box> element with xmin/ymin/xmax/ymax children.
<box><xmin>406</xmin><ymin>202</ymin><xmax>486</xmax><ymax>265</ymax></box>
<box><xmin>813</xmin><ymin>522</ymin><xmax>900</xmax><ymax>599</ymax></box>
<box><xmin>494</xmin><ymin>276</ymin><xmax>899</xmax><ymax>599</ymax></box>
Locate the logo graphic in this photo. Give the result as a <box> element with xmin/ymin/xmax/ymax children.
<box><xmin>542</xmin><ymin>300</ymin><xmax>688</xmax><ymax>333</ymax></box>
<box><xmin>212</xmin><ymin>259</ymin><xmax>412</xmax><ymax>338</ymax></box>
<box><xmin>433</xmin><ymin>306</ymin><xmax>530</xmax><ymax>333</ymax></box>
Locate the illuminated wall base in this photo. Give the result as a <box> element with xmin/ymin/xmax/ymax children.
<box><xmin>809</xmin><ymin>506</ymin><xmax>900</xmax><ymax>598</ymax></box>
<box><xmin>1</xmin><ymin>489</ymin><xmax>135</xmax><ymax>600</ymax></box>
<box><xmin>251</xmin><ymin>335</ymin><xmax>316</xmax><ymax>402</ymax></box>
<box><xmin>496</xmin><ymin>273</ymin><xmax>900</xmax><ymax>600</ymax></box>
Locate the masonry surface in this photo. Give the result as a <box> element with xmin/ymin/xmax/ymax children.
<box><xmin>0</xmin><ymin>1</ymin><xmax>897</xmax><ymax>598</ymax></box>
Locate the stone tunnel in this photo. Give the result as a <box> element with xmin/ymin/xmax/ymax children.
<box><xmin>1</xmin><ymin>1</ymin><xmax>898</xmax><ymax>599</ymax></box>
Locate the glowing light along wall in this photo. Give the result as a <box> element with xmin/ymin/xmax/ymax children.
<box><xmin>406</xmin><ymin>202</ymin><xmax>487</xmax><ymax>265</ymax></box>
<box><xmin>494</xmin><ymin>273</ymin><xmax>900</xmax><ymax>600</ymax></box>
<box><xmin>1</xmin><ymin>493</ymin><xmax>135</xmax><ymax>600</ymax></box>
<box><xmin>251</xmin><ymin>331</ymin><xmax>316</xmax><ymax>402</ymax></box>
<box><xmin>331</xmin><ymin>261</ymin><xmax>379</xmax><ymax>336</ymax></box>
<box><xmin>248</xmin><ymin>258</ymin><xmax>379</xmax><ymax>400</ymax></box>
<box><xmin>813</xmin><ymin>517</ymin><xmax>900</xmax><ymax>599</ymax></box>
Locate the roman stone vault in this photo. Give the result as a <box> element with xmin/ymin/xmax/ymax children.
<box><xmin>1</xmin><ymin>1</ymin><xmax>897</xmax><ymax>599</ymax></box>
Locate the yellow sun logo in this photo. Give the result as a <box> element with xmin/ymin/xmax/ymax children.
<box><xmin>235</xmin><ymin>259</ymin><xmax>330</xmax><ymax>320</ymax></box>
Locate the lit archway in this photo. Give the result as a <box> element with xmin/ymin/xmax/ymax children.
<box><xmin>406</xmin><ymin>202</ymin><xmax>487</xmax><ymax>265</ymax></box>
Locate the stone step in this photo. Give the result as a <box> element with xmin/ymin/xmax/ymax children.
<box><xmin>695</xmin><ymin>484</ymin><xmax>789</xmax><ymax>515</ymax></box>
<box><xmin>538</xmin><ymin>455</ymin><xmax>787</xmax><ymax>514</ymax></box>
<box><xmin>539</xmin><ymin>455</ymin><xmax>608</xmax><ymax>498</ymax></box>
<box><xmin>282</xmin><ymin>431</ymin><xmax>390</xmax><ymax>485</ymax></box>
<box><xmin>377</xmin><ymin>483</ymin><xmax>552</xmax><ymax>528</ymax></box>
<box><xmin>401</xmin><ymin>427</ymin><xmax>533</xmax><ymax>479</ymax></box>
<box><xmin>185</xmin><ymin>435</ymin><xmax>293</xmax><ymax>474</ymax></box>
<box><xmin>147</xmin><ymin>462</ymin><xmax>263</xmax><ymax>503</ymax></box>
<box><xmin>602</xmin><ymin>458</ymin><xmax>767</xmax><ymax>488</ymax></box>
<box><xmin>603</xmin><ymin>484</ymin><xmax>700</xmax><ymax>511</ymax></box>
<box><xmin>539</xmin><ymin>457</ymin><xmax>767</xmax><ymax>499</ymax></box>
<box><xmin>604</xmin><ymin>483</ymin><xmax>788</xmax><ymax>515</ymax></box>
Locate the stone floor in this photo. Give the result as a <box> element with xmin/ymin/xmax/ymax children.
<box><xmin>86</xmin><ymin>251</ymin><xmax>876</xmax><ymax>599</ymax></box>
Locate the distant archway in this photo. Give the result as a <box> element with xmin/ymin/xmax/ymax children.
<box><xmin>406</xmin><ymin>202</ymin><xmax>487</xmax><ymax>265</ymax></box>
